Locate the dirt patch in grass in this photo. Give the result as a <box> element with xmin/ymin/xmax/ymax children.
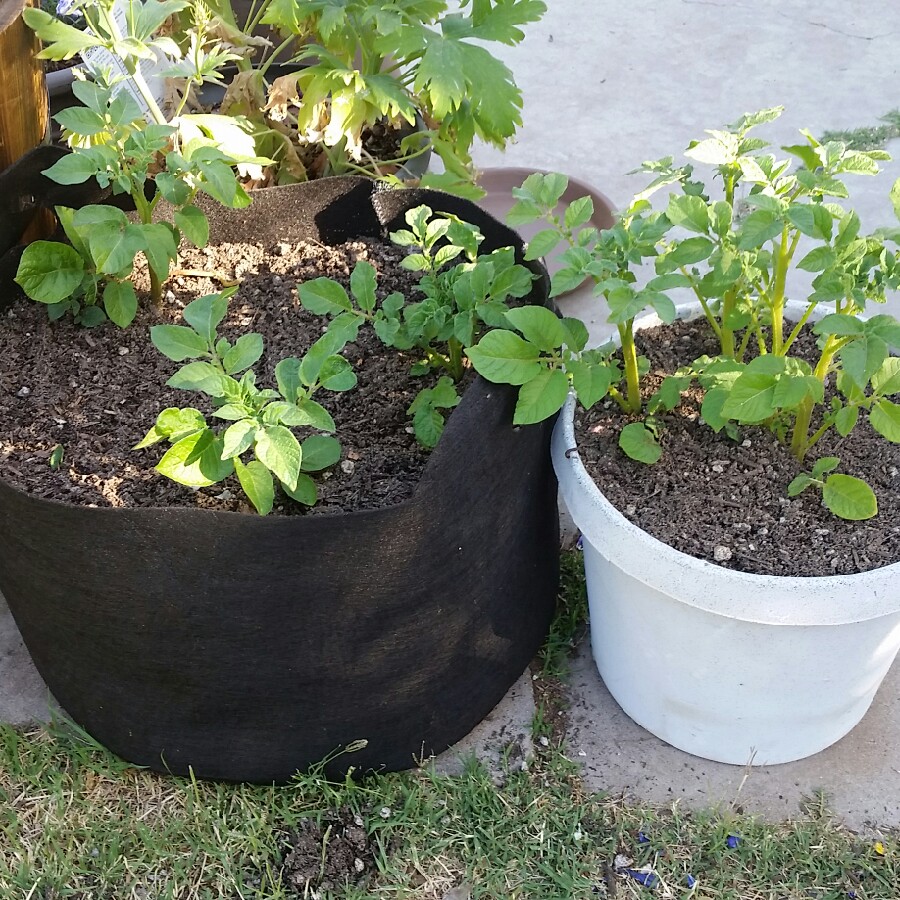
<box><xmin>281</xmin><ymin>807</ymin><xmax>377</xmax><ymax>895</ymax></box>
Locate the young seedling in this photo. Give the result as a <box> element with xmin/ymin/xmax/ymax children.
<box><xmin>137</xmin><ymin>289</ymin><xmax>350</xmax><ymax>514</ymax></box>
<box><xmin>299</xmin><ymin>206</ymin><xmax>536</xmax><ymax>447</ymax></box>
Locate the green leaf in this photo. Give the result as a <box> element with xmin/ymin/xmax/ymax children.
<box><xmin>135</xmin><ymin>407</ymin><xmax>206</xmax><ymax>450</ymax></box>
<box><xmin>560</xmin><ymin>317</ymin><xmax>590</xmax><ymax>353</ymax></box>
<box><xmin>513</xmin><ymin>368</ymin><xmax>569</xmax><ymax>425</ymax></box>
<box><xmin>151</xmin><ymin>324</ymin><xmax>209</xmax><ymax>361</ymax></box>
<box><xmin>281</xmin><ymin>472</ymin><xmax>317</xmax><ymax>506</ymax></box>
<box><xmin>840</xmin><ymin>334</ymin><xmax>887</xmax><ymax>388</ymax></box>
<box><xmin>796</xmin><ymin>246</ymin><xmax>836</xmax><ymax>272</ymax></box>
<box><xmin>808</xmin><ymin>457</ymin><xmax>840</xmax><ymax>479</ymax></box>
<box><xmin>318</xmin><ymin>355</ymin><xmax>357</xmax><ymax>392</ymax></box>
<box><xmin>299</xmin><ymin>435</ymin><xmax>341</xmax><ymax>472</ymax></box>
<box><xmin>293</xmin><ymin>399</ymin><xmax>336</xmax><ymax>432</ymax></box>
<box><xmin>786</xmin><ymin>204</ymin><xmax>832</xmax><ymax>240</ymax></box>
<box><xmin>87</xmin><ymin>221</ymin><xmax>146</xmax><ymax>276</ymax></box>
<box><xmin>869</xmin><ymin>399</ymin><xmax>900</xmax><ymax>442</ymax></box>
<box><xmin>222</xmin><ymin>333</ymin><xmax>264</xmax><ymax>375</ymax></box>
<box><xmin>221</xmin><ymin>419</ymin><xmax>257</xmax><ymax>459</ymax></box>
<box><xmin>234</xmin><ymin>458</ymin><xmax>275</xmax><ymax>515</ymax></box>
<box><xmin>891</xmin><ymin>177</ymin><xmax>900</xmax><ymax>223</ymax></box>
<box><xmin>872</xmin><ymin>357</ymin><xmax>900</xmax><ymax>396</ymax></box>
<box><xmin>772</xmin><ymin>373</ymin><xmax>812</xmax><ymax>410</ymax></box>
<box><xmin>722</xmin><ymin>372</ymin><xmax>777</xmax><ymax>423</ymax></box>
<box><xmin>42</xmin><ymin>152</ymin><xmax>101</xmax><ymax>185</ymax></box>
<box><xmin>700</xmin><ymin>386</ymin><xmax>730</xmax><ymax>432</ymax></box>
<box><xmin>53</xmin><ymin>106</ymin><xmax>107</xmax><ymax>137</ymax></box>
<box><xmin>565</xmin><ymin>196</ymin><xmax>594</xmax><ymax>230</ymax></box>
<box><xmin>155</xmin><ymin>430</ymin><xmax>233</xmax><ymax>487</ymax></box>
<box><xmin>822</xmin><ymin>474</ymin><xmax>877</xmax><ymax>520</ymax></box>
<box><xmin>183</xmin><ymin>292</ymin><xmax>230</xmax><ymax>343</ymax></box>
<box><xmin>174</xmin><ymin>205</ymin><xmax>209</xmax><ymax>248</ymax></box>
<box><xmin>15</xmin><ymin>242</ymin><xmax>84</xmax><ymax>303</ymax></box>
<box><xmin>833</xmin><ymin>404</ymin><xmax>859</xmax><ymax>436</ymax></box>
<box><xmin>275</xmin><ymin>357</ymin><xmax>302</xmax><ymax>402</ymax></box>
<box><xmin>813</xmin><ymin>314</ymin><xmax>863</xmax><ymax>337</ymax></box>
<box><xmin>78</xmin><ymin>305</ymin><xmax>107</xmax><ymax>327</ymax></box>
<box><xmin>166</xmin><ymin>361</ymin><xmax>228</xmax><ymax>396</ymax></box>
<box><xmin>660</xmin><ymin>236</ymin><xmax>714</xmax><ymax>271</ymax></box>
<box><xmin>506</xmin><ymin>198</ymin><xmax>542</xmax><ymax>226</ymax></box>
<box><xmin>466</xmin><ymin>331</ymin><xmax>542</xmax><ymax>385</ymax></box>
<box><xmin>737</xmin><ymin>210</ymin><xmax>782</xmax><ymax>250</ymax></box>
<box><xmin>140</xmin><ymin>222</ymin><xmax>178</xmax><ymax>282</ymax></box>
<box><xmin>568</xmin><ymin>359</ymin><xmax>611</xmax><ymax>409</ymax></box>
<box><xmin>255</xmin><ymin>425</ymin><xmax>302</xmax><ymax>491</ymax></box>
<box><xmin>525</xmin><ymin>228</ymin><xmax>562</xmax><ymax>261</ymax></box>
<box><xmin>504</xmin><ymin>306</ymin><xmax>566</xmax><ymax>351</ymax></box>
<box><xmin>102</xmin><ymin>281</ymin><xmax>138</xmax><ymax>328</ymax></box>
<box><xmin>412</xmin><ymin>405</ymin><xmax>445</xmax><ymax>449</ymax></box>
<box><xmin>350</xmin><ymin>260</ymin><xmax>377</xmax><ymax>312</ymax></box>
<box><xmin>618</xmin><ymin>422</ymin><xmax>662</xmax><ymax>464</ymax></box>
<box><xmin>787</xmin><ymin>473</ymin><xmax>812</xmax><ymax>497</ymax></box>
<box><xmin>299</xmin><ymin>278</ymin><xmax>352</xmax><ymax>315</ymax></box>
<box><xmin>666</xmin><ymin>195</ymin><xmax>709</xmax><ymax>234</ymax></box>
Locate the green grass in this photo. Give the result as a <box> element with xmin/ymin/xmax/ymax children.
<box><xmin>1</xmin><ymin>559</ymin><xmax>898</xmax><ymax>899</ymax></box>
<box><xmin>821</xmin><ymin>110</ymin><xmax>900</xmax><ymax>151</ymax></box>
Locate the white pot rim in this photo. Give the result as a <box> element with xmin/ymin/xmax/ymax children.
<box><xmin>554</xmin><ymin>302</ymin><xmax>900</xmax><ymax>627</ymax></box>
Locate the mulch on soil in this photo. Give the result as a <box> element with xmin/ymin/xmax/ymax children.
<box><xmin>0</xmin><ymin>236</ymin><xmax>455</xmax><ymax>515</ymax></box>
<box><xmin>574</xmin><ymin>318</ymin><xmax>900</xmax><ymax>577</ymax></box>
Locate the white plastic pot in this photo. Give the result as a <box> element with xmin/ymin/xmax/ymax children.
<box><xmin>553</xmin><ymin>302</ymin><xmax>900</xmax><ymax>765</ymax></box>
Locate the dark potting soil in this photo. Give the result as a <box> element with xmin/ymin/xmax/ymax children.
<box><xmin>0</xmin><ymin>237</ymin><xmax>465</xmax><ymax>515</ymax></box>
<box><xmin>574</xmin><ymin>318</ymin><xmax>900</xmax><ymax>577</ymax></box>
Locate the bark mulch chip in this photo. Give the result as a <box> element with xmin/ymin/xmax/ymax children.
<box><xmin>0</xmin><ymin>237</ymin><xmax>456</xmax><ymax>515</ymax></box>
<box><xmin>574</xmin><ymin>318</ymin><xmax>900</xmax><ymax>578</ymax></box>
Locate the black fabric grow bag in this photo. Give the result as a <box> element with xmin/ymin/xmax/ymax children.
<box><xmin>0</xmin><ymin>178</ymin><xmax>559</xmax><ymax>783</ymax></box>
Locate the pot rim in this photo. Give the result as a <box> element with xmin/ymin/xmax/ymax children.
<box><xmin>553</xmin><ymin>300</ymin><xmax>900</xmax><ymax>626</ymax></box>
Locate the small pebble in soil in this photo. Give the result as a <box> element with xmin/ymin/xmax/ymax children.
<box><xmin>16</xmin><ymin>386</ymin><xmax>30</xmax><ymax>397</ymax></box>
<box><xmin>379</xmin><ymin>807</ymin><xmax>391</xmax><ymax>819</ymax></box>
<box><xmin>340</xmin><ymin>460</ymin><xmax>355</xmax><ymax>474</ymax></box>
<box><xmin>713</xmin><ymin>545</ymin><xmax>733</xmax><ymax>562</ymax></box>
<box><xmin>625</xmin><ymin>504</ymin><xmax>637</xmax><ymax>516</ymax></box>
<box><xmin>118</xmin><ymin>347</ymin><xmax>129</xmax><ymax>355</ymax></box>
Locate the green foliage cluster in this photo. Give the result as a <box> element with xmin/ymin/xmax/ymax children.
<box><xmin>465</xmin><ymin>110</ymin><xmax>900</xmax><ymax>521</ymax></box>
<box><xmin>299</xmin><ymin>205</ymin><xmax>536</xmax><ymax>447</ymax></box>
<box><xmin>204</xmin><ymin>0</ymin><xmax>547</xmax><ymax>186</ymax></box>
<box><xmin>138</xmin><ymin>289</ymin><xmax>350</xmax><ymax>514</ymax></box>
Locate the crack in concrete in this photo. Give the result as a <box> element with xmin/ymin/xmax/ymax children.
<box><xmin>681</xmin><ymin>0</ymin><xmax>897</xmax><ymax>41</ymax></box>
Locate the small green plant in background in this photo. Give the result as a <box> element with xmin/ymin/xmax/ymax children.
<box><xmin>137</xmin><ymin>290</ymin><xmax>348</xmax><ymax>514</ymax></box>
<box><xmin>465</xmin><ymin>109</ymin><xmax>900</xmax><ymax>521</ymax></box>
<box><xmin>299</xmin><ymin>205</ymin><xmax>536</xmax><ymax>447</ymax></box>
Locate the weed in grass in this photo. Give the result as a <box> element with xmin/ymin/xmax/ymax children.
<box><xmin>538</xmin><ymin>551</ymin><xmax>589</xmax><ymax>679</ymax></box>
<box><xmin>821</xmin><ymin>109</ymin><xmax>900</xmax><ymax>150</ymax></box>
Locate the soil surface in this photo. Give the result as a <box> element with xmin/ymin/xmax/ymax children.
<box><xmin>280</xmin><ymin>807</ymin><xmax>377</xmax><ymax>895</ymax></box>
<box><xmin>574</xmin><ymin>318</ymin><xmax>900</xmax><ymax>577</ymax></box>
<box><xmin>0</xmin><ymin>237</ymin><xmax>459</xmax><ymax>515</ymax></box>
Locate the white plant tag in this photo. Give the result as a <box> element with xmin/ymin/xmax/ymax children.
<box><xmin>80</xmin><ymin>0</ymin><xmax>168</xmax><ymax>121</ymax></box>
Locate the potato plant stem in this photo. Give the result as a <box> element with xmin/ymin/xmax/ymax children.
<box><xmin>789</xmin><ymin>334</ymin><xmax>841</xmax><ymax>460</ymax></box>
<box><xmin>618</xmin><ymin>321</ymin><xmax>642</xmax><ymax>414</ymax></box>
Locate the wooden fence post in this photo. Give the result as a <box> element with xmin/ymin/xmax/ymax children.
<box><xmin>0</xmin><ymin>0</ymin><xmax>52</xmax><ymax>241</ymax></box>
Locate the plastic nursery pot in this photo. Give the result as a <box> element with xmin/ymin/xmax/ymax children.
<box><xmin>0</xmin><ymin>177</ymin><xmax>559</xmax><ymax>783</ymax></box>
<box><xmin>553</xmin><ymin>300</ymin><xmax>900</xmax><ymax>766</ymax></box>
